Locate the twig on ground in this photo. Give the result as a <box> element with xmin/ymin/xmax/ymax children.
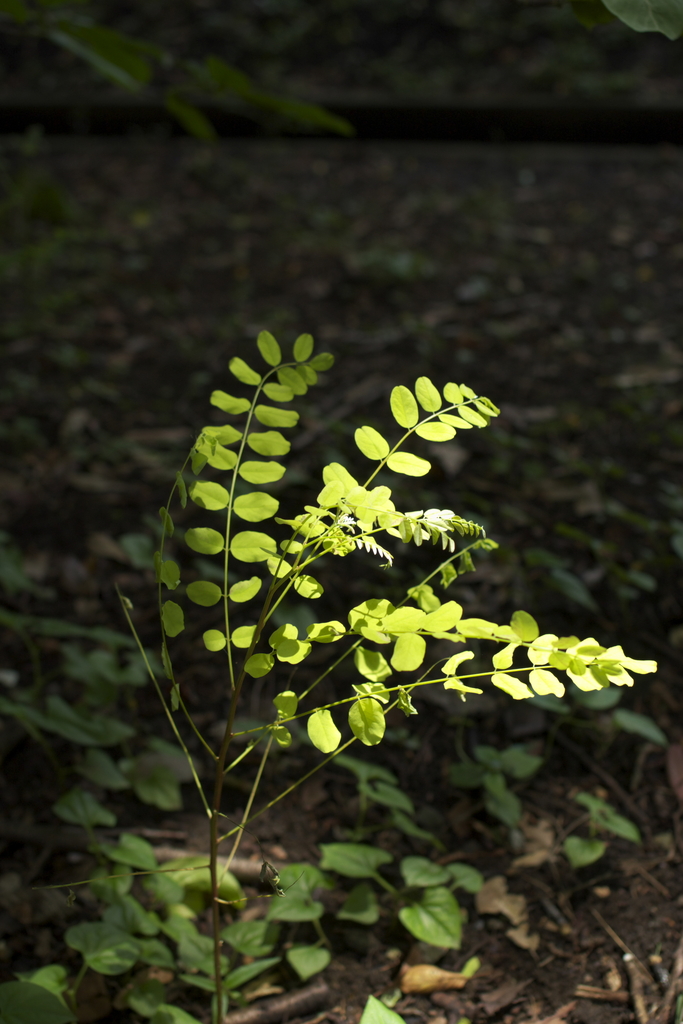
<box><xmin>555</xmin><ymin>732</ymin><xmax>648</xmax><ymax>826</ymax></box>
<box><xmin>574</xmin><ymin>986</ymin><xmax>629</xmax><ymax>1003</ymax></box>
<box><xmin>222</xmin><ymin>980</ymin><xmax>330</xmax><ymax>1024</ymax></box>
<box><xmin>591</xmin><ymin>909</ymin><xmax>655</xmax><ymax>985</ymax></box>
<box><xmin>623</xmin><ymin>953</ymin><xmax>652</xmax><ymax>1024</ymax></box>
<box><xmin>652</xmin><ymin>932</ymin><xmax>683</xmax><ymax>1024</ymax></box>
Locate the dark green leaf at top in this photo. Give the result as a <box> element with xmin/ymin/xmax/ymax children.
<box><xmin>309</xmin><ymin>352</ymin><xmax>334</xmax><ymax>371</ymax></box>
<box><xmin>257</xmin><ymin>330</ymin><xmax>282</xmax><ymax>367</ymax></box>
<box><xmin>277</xmin><ymin>366</ymin><xmax>307</xmax><ymax>395</ymax></box>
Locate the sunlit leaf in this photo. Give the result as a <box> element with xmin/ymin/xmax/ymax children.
<box><xmin>391</xmin><ymin>633</ymin><xmax>426</xmax><ymax>672</ymax></box>
<box><xmin>245</xmin><ymin>653</ymin><xmax>274</xmax><ymax>677</ymax></box>
<box><xmin>254</xmin><ymin>404</ymin><xmax>299</xmax><ymax>428</ymax></box>
<box><xmin>232</xmin><ymin>625</ymin><xmax>257</xmax><ymax>648</ymax></box>
<box><xmin>390</xmin><ymin>385</ymin><xmax>419</xmax><ymax>428</ymax></box>
<box><xmin>229</xmin><ymin>357</ymin><xmax>261</xmax><ymax>385</ymax></box>
<box><xmin>458</xmin><ymin>406</ymin><xmax>488</xmax><ymax>427</ymax></box>
<box><xmin>203</xmin><ymin>630</ymin><xmax>226</xmax><ymax>652</ymax></box>
<box><xmin>307</xmin><ymin>709</ymin><xmax>341</xmax><ymax>753</ymax></box>
<box><xmin>186</xmin><ymin>581</ymin><xmax>222</xmax><ymax>606</ymax></box>
<box><xmin>399</xmin><ymin>887</ymin><xmax>461</xmax><ymax>948</ymax></box>
<box><xmin>239</xmin><ymin>461</ymin><xmax>286</xmax><ymax>484</ymax></box>
<box><xmin>355</xmin><ymin>426</ymin><xmax>390</xmax><ymax>461</ymax></box>
<box><xmin>415</xmin><ymin>422</ymin><xmax>456</xmax><ymax>441</ymax></box>
<box><xmin>348</xmin><ymin>698</ymin><xmax>385</xmax><ymax>745</ymax></box>
<box><xmin>491</xmin><ymin>673</ymin><xmax>533</xmax><ymax>700</ymax></box>
<box><xmin>293</xmin><ymin>334</ymin><xmax>315</xmax><ymax>361</ymax></box>
<box><xmin>210</xmin><ymin>391</ymin><xmax>251</xmax><ymax>414</ymax></box>
<box><xmin>257</xmin><ymin>330</ymin><xmax>281</xmax><ymax>366</ymax></box>
<box><xmin>277</xmin><ymin>366</ymin><xmax>307</xmax><ymax>395</ymax></box>
<box><xmin>415</xmin><ymin>376</ymin><xmax>442</xmax><ymax>412</ymax></box>
<box><xmin>247</xmin><ymin>431</ymin><xmax>290</xmax><ymax>456</ymax></box>
<box><xmin>234</xmin><ymin>492</ymin><xmax>279</xmax><ymax>522</ymax></box>
<box><xmin>162</xmin><ymin>601</ymin><xmax>184</xmax><ymax>637</ymax></box>
<box><xmin>294</xmin><ymin>574</ymin><xmax>324</xmax><ymax>599</ymax></box>
<box><xmin>443</xmin><ymin>382</ymin><xmax>464</xmax><ymax>405</ymax></box>
<box><xmin>185</xmin><ymin>527</ymin><xmax>224</xmax><ymax>555</ymax></box>
<box><xmin>355</xmin><ymin>647</ymin><xmax>392</xmax><ymax>682</ymax></box>
<box><xmin>229</xmin><ymin>577</ymin><xmax>262</xmax><ymax>602</ymax></box>
<box><xmin>511</xmin><ymin>610</ymin><xmax>539</xmax><ymax>642</ymax></box>
<box><xmin>188</xmin><ymin>481</ymin><xmax>229</xmax><ymax>511</ymax></box>
<box><xmin>529</xmin><ymin>668</ymin><xmax>564</xmax><ymax>697</ymax></box>
<box><xmin>386</xmin><ymin>452</ymin><xmax>431</xmax><ymax>477</ymax></box>
<box><xmin>230</xmin><ymin>531</ymin><xmax>277</xmax><ymax>563</ymax></box>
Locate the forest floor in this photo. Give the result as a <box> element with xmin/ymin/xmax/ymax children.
<box><xmin>1</xmin><ymin>136</ymin><xmax>683</xmax><ymax>1024</ymax></box>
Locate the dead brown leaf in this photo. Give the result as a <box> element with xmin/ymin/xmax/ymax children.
<box><xmin>400</xmin><ymin>964</ymin><xmax>469</xmax><ymax>994</ymax></box>
<box><xmin>518</xmin><ymin>1000</ymin><xmax>577</xmax><ymax>1024</ymax></box>
<box><xmin>475</xmin><ymin>875</ymin><xmax>528</xmax><ymax>925</ymax></box>
<box><xmin>480</xmin><ymin>978</ymin><xmax>531</xmax><ymax>1016</ymax></box>
<box><xmin>506</xmin><ymin>922</ymin><xmax>540</xmax><ymax>951</ymax></box>
<box><xmin>511</xmin><ymin>816</ymin><xmax>555</xmax><ymax>870</ymax></box>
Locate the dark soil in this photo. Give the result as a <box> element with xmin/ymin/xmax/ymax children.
<box><xmin>1</xmin><ymin>135</ymin><xmax>683</xmax><ymax>1024</ymax></box>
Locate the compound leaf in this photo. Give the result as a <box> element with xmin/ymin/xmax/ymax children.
<box><xmin>415</xmin><ymin>376</ymin><xmax>442</xmax><ymax>412</ymax></box>
<box><xmin>355</xmin><ymin>426</ymin><xmax>390</xmax><ymax>461</ymax></box>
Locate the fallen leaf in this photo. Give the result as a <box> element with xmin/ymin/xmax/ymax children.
<box><xmin>480</xmin><ymin>978</ymin><xmax>531</xmax><ymax>1015</ymax></box>
<box><xmin>87</xmin><ymin>532</ymin><xmax>130</xmax><ymax>563</ymax></box>
<box><xmin>475</xmin><ymin>875</ymin><xmax>528</xmax><ymax>925</ymax></box>
<box><xmin>518</xmin><ymin>1001</ymin><xmax>577</xmax><ymax>1024</ymax></box>
<box><xmin>666</xmin><ymin>742</ymin><xmax>683</xmax><ymax>806</ymax></box>
<box><xmin>400</xmin><ymin>964</ymin><xmax>469</xmax><ymax>994</ymax></box>
<box><xmin>512</xmin><ymin>816</ymin><xmax>555</xmax><ymax>870</ymax></box>
<box><xmin>506</xmin><ymin>923</ymin><xmax>540</xmax><ymax>951</ymax></box>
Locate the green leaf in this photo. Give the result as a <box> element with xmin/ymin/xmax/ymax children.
<box><xmin>188</xmin><ymin>481</ymin><xmax>229</xmax><ymax>511</ymax></box>
<box><xmin>348</xmin><ymin>698</ymin><xmax>385</xmax><ymax>746</ymax></box>
<box><xmin>575</xmin><ymin>793</ymin><xmax>641</xmax><ymax>842</ymax></box>
<box><xmin>355</xmin><ymin>647</ymin><xmax>392</xmax><ymax>682</ymax></box>
<box><xmin>202</xmin><ymin>424</ymin><xmax>243</xmax><ymax>445</ymax></box>
<box><xmin>307</xmin><ymin>712</ymin><xmax>342</xmax><ymax>753</ymax></box>
<box><xmin>400</xmin><ymin>856</ymin><xmax>451</xmax><ymax>888</ymax></box>
<box><xmin>185</xmin><ymin>581</ymin><xmax>220</xmax><ymax>607</ymax></box>
<box><xmin>399</xmin><ymin>887</ymin><xmax>461</xmax><ymax>948</ymax></box>
<box><xmin>391</xmin><ymin>633</ymin><xmax>426</xmax><ymax>672</ymax></box>
<box><xmin>230</xmin><ymin>577</ymin><xmax>262</xmax><ymax>602</ymax></box>
<box><xmin>275</xmin><ymin>639</ymin><xmax>311</xmax><ymax>664</ymax></box>
<box><xmin>397</xmin><ymin>687</ymin><xmax>418</xmax><ymax>716</ymax></box>
<box><xmin>221</xmin><ymin>920</ymin><xmax>280</xmax><ymax>957</ymax></box>
<box><xmin>390</xmin><ymin>386</ymin><xmax>419</xmax><ymax>428</ymax></box>
<box><xmin>415</xmin><ymin>376</ymin><xmax>442</xmax><ymax>412</ymax></box>
<box><xmin>319</xmin><ymin>843</ymin><xmax>392</xmax><ymax>879</ymax></box>
<box><xmin>50</xmin><ymin>26</ymin><xmax>152</xmax><ymax>92</ymax></box>
<box><xmin>53</xmin><ymin>787</ymin><xmax>116</xmax><ymax>829</ymax></box>
<box><xmin>563</xmin><ymin>836</ymin><xmax>606</xmax><ymax>869</ymax></box>
<box><xmin>203</xmin><ymin>630</ymin><xmax>227</xmax><ymax>652</ymax></box>
<box><xmin>0</xmin><ymin>0</ymin><xmax>29</xmax><ymax>23</ymax></box>
<box><xmin>446</xmin><ymin>863</ymin><xmax>484</xmax><ymax>893</ymax></box>
<box><xmin>359</xmin><ymin>779</ymin><xmax>412</xmax><ymax>812</ymax></box>
<box><xmin>307</xmin><ymin>620</ymin><xmax>346</xmax><ymax>642</ymax></box>
<box><xmin>491</xmin><ymin>672</ymin><xmax>532</xmax><ymax>700</ymax></box>
<box><xmin>225</xmin><ymin>957</ymin><xmax>281</xmax><ymax>989</ymax></box>
<box><xmin>317</xmin><ymin>481</ymin><xmax>344</xmax><ymax>508</ymax></box>
<box><xmin>309</xmin><ymin>352</ymin><xmax>334</xmax><ymax>371</ymax></box>
<box><xmin>337</xmin><ymin>882</ymin><xmax>380</xmax><ymax>925</ymax></box>
<box><xmin>360</xmin><ymin>996</ymin><xmax>406</xmax><ymax>1024</ymax></box>
<box><xmin>529</xmin><ymin>668</ymin><xmax>564</xmax><ymax>698</ymax></box>
<box><xmin>165</xmin><ymin>93</ymin><xmax>216</xmax><ymax>140</ymax></box>
<box><xmin>103</xmin><ymin>833</ymin><xmax>157</xmax><ymax>871</ymax></box>
<box><xmin>511</xmin><ymin>610</ymin><xmax>539</xmax><ymax>642</ymax></box>
<box><xmin>151</xmin><ymin>1004</ymin><xmax>203</xmax><ymax>1024</ymax></box>
<box><xmin>66</xmin><ymin>922</ymin><xmax>140</xmax><ymax>975</ymax></box>
<box><xmin>229</xmin><ymin>357</ymin><xmax>261</xmax><ymax>385</ymax></box>
<box><xmin>458</xmin><ymin>406</ymin><xmax>488</xmax><ymax>427</ymax></box>
<box><xmin>483</xmin><ymin>772</ymin><xmax>522</xmax><ymax>827</ymax></box>
<box><xmin>286</xmin><ymin>945</ymin><xmax>330</xmax><ymax>982</ymax></box>
<box><xmin>103</xmin><ymin>894</ymin><xmax>159</xmax><ymax>937</ymax></box>
<box><xmin>126</xmin><ymin>978</ymin><xmax>165</xmax><ymax>1017</ymax></box>
<box><xmin>159</xmin><ymin>507</ymin><xmax>174</xmax><ymax>537</ymax></box>
<box><xmin>245</xmin><ymin>653</ymin><xmax>274</xmax><ymax>677</ymax></box>
<box><xmin>265</xmin><ymin>866</ymin><xmax>327</xmax><ymax>922</ymax></box>
<box><xmin>185</xmin><ymin>527</ymin><xmax>224</xmax><ymax>555</ymax></box>
<box><xmin>386</xmin><ymin>453</ymin><xmax>431</xmax><ymax>477</ymax></box>
<box><xmin>254</xmin><ymin>405</ymin><xmax>299</xmax><ymax>428</ymax></box>
<box><xmin>78</xmin><ymin>749</ymin><xmax>129</xmax><ymax>791</ymax></box>
<box><xmin>355</xmin><ymin>426</ymin><xmax>390</xmax><ymax>461</ymax></box>
<box><xmin>257</xmin><ymin>330</ymin><xmax>281</xmax><ymax>366</ymax></box>
<box><xmin>422</xmin><ymin>601</ymin><xmax>463</xmax><ymax>632</ymax></box>
<box><xmin>13</xmin><ymin>966</ymin><xmax>68</xmax><ymax>1001</ymax></box>
<box><xmin>0</xmin><ymin>983</ymin><xmax>75</xmax><ymax>1024</ymax></box>
<box><xmin>162</xmin><ymin>601</ymin><xmax>184</xmax><ymax>637</ymax></box>
<box><xmin>497</xmin><ymin>746</ymin><xmax>543</xmax><ymax>779</ymax></box>
<box><xmin>601</xmin><ymin>0</ymin><xmax>683</xmax><ymax>38</ymax></box>
<box><xmin>273</xmin><ymin>690</ymin><xmax>298</xmax><ymax>718</ymax></box>
<box><xmin>210</xmin><ymin>391</ymin><xmax>251</xmax><ymax>414</ymax></box>
<box><xmin>273</xmin><ymin>725</ymin><xmax>292</xmax><ymax>748</ymax></box>
<box><xmin>612</xmin><ymin>708</ymin><xmax>667</xmax><ymax>746</ymax></box>
<box><xmin>160</xmin><ymin>560</ymin><xmax>180</xmax><ymax>590</ymax></box>
<box><xmin>277</xmin><ymin>366</ymin><xmax>308</xmax><ymax>395</ymax></box>
<box><xmin>230</xmin><ymin>531</ymin><xmax>277</xmax><ymax>563</ymax></box>
<box><xmin>125</xmin><ymin>762</ymin><xmax>182</xmax><ymax>811</ymax></box>
<box><xmin>443</xmin><ymin>382</ymin><xmax>464</xmax><ymax>405</ymax></box>
<box><xmin>233</xmin><ymin>489</ymin><xmax>278</xmax><ymax>520</ymax></box>
<box><xmin>247</xmin><ymin>431</ymin><xmax>290</xmax><ymax>456</ymax></box>
<box><xmin>232</xmin><ymin>625</ymin><xmax>257</xmax><ymax>648</ymax></box>
<box><xmin>294</xmin><ymin>574</ymin><xmax>324</xmax><ymax>599</ymax></box>
<box><xmin>322</xmin><ymin>462</ymin><xmax>359</xmax><ymax>490</ymax></box>
<box><xmin>293</xmin><ymin>333</ymin><xmax>315</xmax><ymax>362</ymax></box>
<box><xmin>571</xmin><ymin>0</ymin><xmax>616</xmax><ymax>27</ymax></box>
<box><xmin>415</xmin><ymin>422</ymin><xmax>456</xmax><ymax>442</ymax></box>
<box><xmin>35</xmin><ymin>696</ymin><xmax>134</xmax><ymax>746</ymax></box>
<box><xmin>239</xmin><ymin>461</ymin><xmax>286</xmax><ymax>484</ymax></box>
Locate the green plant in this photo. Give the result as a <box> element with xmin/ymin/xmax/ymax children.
<box><xmin>448</xmin><ymin>743</ymin><xmax>543</xmax><ymax>829</ymax></box>
<box><xmin>0</xmin><ymin>333</ymin><xmax>657</xmax><ymax>1022</ymax></box>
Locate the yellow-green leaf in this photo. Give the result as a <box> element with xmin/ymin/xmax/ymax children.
<box><xmin>355</xmin><ymin>426</ymin><xmax>390</xmax><ymax>461</ymax></box>
<box><xmin>492</xmin><ymin>673</ymin><xmax>533</xmax><ymax>700</ymax></box>
<box><xmin>257</xmin><ymin>330</ymin><xmax>281</xmax><ymax>367</ymax></box>
<box><xmin>391</xmin><ymin>633</ymin><xmax>426</xmax><ymax>671</ymax></box>
<box><xmin>239</xmin><ymin>461</ymin><xmax>286</xmax><ymax>484</ymax></box>
<box><xmin>415</xmin><ymin>422</ymin><xmax>456</xmax><ymax>442</ymax></box>
<box><xmin>529</xmin><ymin>668</ymin><xmax>564</xmax><ymax>697</ymax></box>
<box><xmin>234</xmin><ymin>492</ymin><xmax>279</xmax><ymax>522</ymax></box>
<box><xmin>203</xmin><ymin>630</ymin><xmax>226</xmax><ymax>652</ymax></box>
<box><xmin>511</xmin><ymin>610</ymin><xmax>540</xmax><ymax>642</ymax></box>
<box><xmin>438</xmin><ymin>413</ymin><xmax>473</xmax><ymax>429</ymax></box>
<box><xmin>386</xmin><ymin>453</ymin><xmax>431</xmax><ymax>477</ymax></box>
<box><xmin>247</xmin><ymin>431</ymin><xmax>290</xmax><ymax>456</ymax></box>
<box><xmin>206</xmin><ymin>445</ymin><xmax>238</xmax><ymax>470</ymax></box>
<box><xmin>308</xmin><ymin>709</ymin><xmax>341</xmax><ymax>753</ymax></box>
<box><xmin>232</xmin><ymin>625</ymin><xmax>257</xmax><ymax>648</ymax></box>
<box><xmin>254</xmin><ymin>405</ymin><xmax>299</xmax><ymax>428</ymax></box>
<box><xmin>245</xmin><ymin>653</ymin><xmax>274</xmax><ymax>677</ymax></box>
<box><xmin>203</xmin><ymin>424</ymin><xmax>242</xmax><ymax>445</ymax></box>
<box><xmin>415</xmin><ymin>376</ymin><xmax>442</xmax><ymax>412</ymax></box>
<box><xmin>349</xmin><ymin>698</ymin><xmax>385</xmax><ymax>746</ymax></box>
<box><xmin>277</xmin><ymin>366</ymin><xmax>307</xmax><ymax>395</ymax></box>
<box><xmin>293</xmin><ymin>334</ymin><xmax>314</xmax><ymax>362</ymax></box>
<box><xmin>458</xmin><ymin>406</ymin><xmax>488</xmax><ymax>427</ymax></box>
<box><xmin>229</xmin><ymin>577</ymin><xmax>262</xmax><ymax>603</ymax></box>
<box><xmin>322</xmin><ymin>462</ymin><xmax>358</xmax><ymax>490</ymax></box>
<box><xmin>355</xmin><ymin>647</ymin><xmax>392</xmax><ymax>682</ymax></box>
<box><xmin>185</xmin><ymin>527</ymin><xmax>224</xmax><ymax>555</ymax></box>
<box><xmin>162</xmin><ymin>601</ymin><xmax>184</xmax><ymax>637</ymax></box>
<box><xmin>422</xmin><ymin>601</ymin><xmax>463</xmax><ymax>632</ymax></box>
<box><xmin>187</xmin><ymin>581</ymin><xmax>222</xmax><ymax>606</ymax></box>
<box><xmin>210</xmin><ymin>391</ymin><xmax>251</xmax><ymax>414</ymax></box>
<box><xmin>189</xmin><ymin>481</ymin><xmax>229</xmax><ymax>511</ymax></box>
<box><xmin>307</xmin><ymin>620</ymin><xmax>346</xmax><ymax>643</ymax></box>
<box><xmin>390</xmin><ymin>385</ymin><xmax>419</xmax><ymax>428</ymax></box>
<box><xmin>294</xmin><ymin>575</ymin><xmax>324</xmax><ymax>599</ymax></box>
<box><xmin>317</xmin><ymin>480</ymin><xmax>345</xmax><ymax>507</ymax></box>
<box><xmin>443</xmin><ymin>382</ymin><xmax>464</xmax><ymax>405</ymax></box>
<box><xmin>229</xmin><ymin>357</ymin><xmax>261</xmax><ymax>385</ymax></box>
<box><xmin>262</xmin><ymin>383</ymin><xmax>294</xmax><ymax>403</ymax></box>
<box><xmin>230</xmin><ymin>531</ymin><xmax>277</xmax><ymax>563</ymax></box>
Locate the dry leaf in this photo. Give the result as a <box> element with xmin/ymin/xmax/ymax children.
<box><xmin>519</xmin><ymin>1000</ymin><xmax>577</xmax><ymax>1024</ymax></box>
<box><xmin>666</xmin><ymin>742</ymin><xmax>683</xmax><ymax>806</ymax></box>
<box><xmin>480</xmin><ymin>978</ymin><xmax>531</xmax><ymax>1015</ymax></box>
<box><xmin>476</xmin><ymin>875</ymin><xmax>528</xmax><ymax>925</ymax></box>
<box><xmin>87</xmin><ymin>532</ymin><xmax>130</xmax><ymax>562</ymax></box>
<box><xmin>400</xmin><ymin>964</ymin><xmax>469</xmax><ymax>994</ymax></box>
<box><xmin>512</xmin><ymin>817</ymin><xmax>556</xmax><ymax>870</ymax></box>
<box><xmin>506</xmin><ymin>923</ymin><xmax>540</xmax><ymax>951</ymax></box>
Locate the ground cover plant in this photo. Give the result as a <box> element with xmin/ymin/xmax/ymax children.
<box><xmin>0</xmin><ymin>332</ymin><xmax>660</xmax><ymax>1023</ymax></box>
